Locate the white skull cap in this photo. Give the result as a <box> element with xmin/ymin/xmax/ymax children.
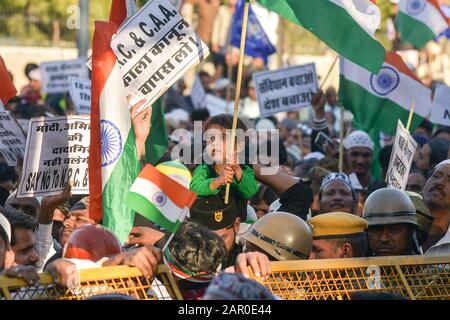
<box><xmin>344</xmin><ymin>130</ymin><xmax>374</xmax><ymax>151</ymax></box>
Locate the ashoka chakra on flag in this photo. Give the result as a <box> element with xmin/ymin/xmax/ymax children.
<box><xmin>370</xmin><ymin>66</ymin><xmax>400</xmax><ymax>96</ymax></box>
<box><xmin>100</xmin><ymin>119</ymin><xmax>123</xmax><ymax>167</ymax></box>
<box><xmin>406</xmin><ymin>0</ymin><xmax>426</xmax><ymax>15</ymax></box>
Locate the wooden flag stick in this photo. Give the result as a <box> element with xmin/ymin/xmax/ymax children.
<box><xmin>320</xmin><ymin>55</ymin><xmax>339</xmax><ymax>90</ymax></box>
<box><xmin>406</xmin><ymin>100</ymin><xmax>415</xmax><ymax>131</ymax></box>
<box><xmin>224</xmin><ymin>0</ymin><xmax>250</xmax><ymax>204</ymax></box>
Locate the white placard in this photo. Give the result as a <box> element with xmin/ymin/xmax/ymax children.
<box><xmin>253</xmin><ymin>64</ymin><xmax>318</xmax><ymax>117</ymax></box>
<box><xmin>40</xmin><ymin>58</ymin><xmax>89</xmax><ymax>94</ymax></box>
<box><xmin>110</xmin><ymin>0</ymin><xmax>209</xmax><ymax>109</ymax></box>
<box><xmin>0</xmin><ymin>99</ymin><xmax>4</xmax><ymax>111</ymax></box>
<box><xmin>204</xmin><ymin>94</ymin><xmax>233</xmax><ymax>116</ymax></box>
<box><xmin>386</xmin><ymin>120</ymin><xmax>418</xmax><ymax>190</ymax></box>
<box><xmin>17</xmin><ymin>116</ymin><xmax>90</xmax><ymax>198</ymax></box>
<box><xmin>190</xmin><ymin>75</ymin><xmax>206</xmax><ymax>108</ymax></box>
<box><xmin>431</xmin><ymin>84</ymin><xmax>450</xmax><ymax>126</ymax></box>
<box><xmin>0</xmin><ymin>112</ymin><xmax>26</xmax><ymax>166</ymax></box>
<box><xmin>69</xmin><ymin>78</ymin><xmax>91</xmax><ymax>114</ymax></box>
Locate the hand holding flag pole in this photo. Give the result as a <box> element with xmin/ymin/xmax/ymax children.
<box><xmin>224</xmin><ymin>0</ymin><xmax>250</xmax><ymax>204</ymax></box>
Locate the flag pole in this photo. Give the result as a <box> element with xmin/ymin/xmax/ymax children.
<box><xmin>224</xmin><ymin>0</ymin><xmax>250</xmax><ymax>204</ymax></box>
<box><xmin>320</xmin><ymin>55</ymin><xmax>338</xmax><ymax>90</ymax></box>
<box><xmin>406</xmin><ymin>100</ymin><xmax>415</xmax><ymax>131</ymax></box>
<box><xmin>161</xmin><ymin>207</ymin><xmax>188</xmax><ymax>252</ymax></box>
<box><xmin>339</xmin><ymin>104</ymin><xmax>345</xmax><ymax>173</ymax></box>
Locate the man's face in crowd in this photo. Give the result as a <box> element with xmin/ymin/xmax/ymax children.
<box><xmin>61</xmin><ymin>209</ymin><xmax>94</xmax><ymax>247</ymax></box>
<box><xmin>368</xmin><ymin>224</ymin><xmax>412</xmax><ymax>256</ymax></box>
<box><xmin>30</xmin><ymin>79</ymin><xmax>41</xmax><ymax>91</ymax></box>
<box><xmin>12</xmin><ymin>228</ymin><xmax>39</xmax><ymax>267</ymax></box>
<box><xmin>248</xmin><ymin>85</ymin><xmax>257</xmax><ymax>101</ymax></box>
<box><xmin>347</xmin><ymin>147</ymin><xmax>372</xmax><ymax>176</ymax></box>
<box><xmin>214</xmin><ymin>218</ymin><xmax>240</xmax><ymax>253</ymax></box>
<box><xmin>287</xmin><ymin>129</ymin><xmax>300</xmax><ymax>147</ymax></box>
<box><xmin>310</xmin><ymin>239</ymin><xmax>350</xmax><ymax>259</ymax></box>
<box><xmin>406</xmin><ymin>172</ymin><xmax>427</xmax><ymax>194</ymax></box>
<box><xmin>416</xmin><ymin>144</ymin><xmax>432</xmax><ymax>170</ymax></box>
<box><xmin>423</xmin><ymin>164</ymin><xmax>450</xmax><ymax>211</ymax></box>
<box><xmin>278</xmin><ymin>125</ymin><xmax>290</xmax><ymax>142</ymax></box>
<box><xmin>320</xmin><ymin>181</ymin><xmax>354</xmax><ymax>214</ymax></box>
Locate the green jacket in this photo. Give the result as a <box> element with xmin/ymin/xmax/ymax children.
<box><xmin>190</xmin><ymin>164</ymin><xmax>258</xmax><ymax>200</ymax></box>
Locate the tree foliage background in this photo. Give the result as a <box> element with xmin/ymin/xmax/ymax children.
<box><xmin>0</xmin><ymin>0</ymin><xmax>396</xmax><ymax>52</ymax></box>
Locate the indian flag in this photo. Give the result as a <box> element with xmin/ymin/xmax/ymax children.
<box><xmin>397</xmin><ymin>0</ymin><xmax>449</xmax><ymax>48</ymax></box>
<box><xmin>339</xmin><ymin>52</ymin><xmax>432</xmax><ymax>135</ymax></box>
<box><xmin>257</xmin><ymin>0</ymin><xmax>385</xmax><ymax>73</ymax></box>
<box><xmin>89</xmin><ymin>20</ymin><xmax>142</xmax><ymax>244</ymax></box>
<box><xmin>124</xmin><ymin>164</ymin><xmax>197</xmax><ymax>233</ymax></box>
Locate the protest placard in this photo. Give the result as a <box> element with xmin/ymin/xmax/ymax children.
<box><xmin>69</xmin><ymin>78</ymin><xmax>91</xmax><ymax>114</ymax></box>
<box><xmin>110</xmin><ymin>0</ymin><xmax>210</xmax><ymax>108</ymax></box>
<box><xmin>190</xmin><ymin>75</ymin><xmax>206</xmax><ymax>109</ymax></box>
<box><xmin>386</xmin><ymin>120</ymin><xmax>418</xmax><ymax>190</ymax></box>
<box><xmin>0</xmin><ymin>112</ymin><xmax>26</xmax><ymax>166</ymax></box>
<box><xmin>17</xmin><ymin>115</ymin><xmax>90</xmax><ymax>198</ymax></box>
<box><xmin>430</xmin><ymin>84</ymin><xmax>450</xmax><ymax>127</ymax></box>
<box><xmin>204</xmin><ymin>94</ymin><xmax>233</xmax><ymax>116</ymax></box>
<box><xmin>253</xmin><ymin>64</ymin><xmax>318</xmax><ymax>117</ymax></box>
<box><xmin>41</xmin><ymin>58</ymin><xmax>89</xmax><ymax>94</ymax></box>
<box><xmin>0</xmin><ymin>100</ymin><xmax>4</xmax><ymax>111</ymax></box>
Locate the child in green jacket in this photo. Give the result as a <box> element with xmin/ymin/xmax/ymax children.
<box><xmin>190</xmin><ymin>114</ymin><xmax>258</xmax><ymax>200</ymax></box>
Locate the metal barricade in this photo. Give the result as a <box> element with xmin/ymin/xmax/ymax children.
<box><xmin>0</xmin><ymin>264</ymin><xmax>183</xmax><ymax>300</ymax></box>
<box><xmin>1</xmin><ymin>256</ymin><xmax>449</xmax><ymax>300</ymax></box>
<box><xmin>254</xmin><ymin>255</ymin><xmax>450</xmax><ymax>300</ymax></box>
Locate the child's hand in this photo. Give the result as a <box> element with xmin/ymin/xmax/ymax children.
<box><xmin>210</xmin><ymin>166</ymin><xmax>234</xmax><ymax>191</ymax></box>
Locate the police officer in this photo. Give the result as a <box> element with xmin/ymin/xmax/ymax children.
<box><xmin>363</xmin><ymin>188</ymin><xmax>420</xmax><ymax>256</ymax></box>
<box><xmin>309</xmin><ymin>212</ymin><xmax>368</xmax><ymax>259</ymax></box>
<box><xmin>240</xmin><ymin>212</ymin><xmax>313</xmax><ymax>261</ymax></box>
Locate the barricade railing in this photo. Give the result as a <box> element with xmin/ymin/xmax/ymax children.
<box><xmin>252</xmin><ymin>255</ymin><xmax>450</xmax><ymax>300</ymax></box>
<box><xmin>0</xmin><ymin>264</ymin><xmax>183</xmax><ymax>300</ymax></box>
<box><xmin>1</xmin><ymin>255</ymin><xmax>449</xmax><ymax>300</ymax></box>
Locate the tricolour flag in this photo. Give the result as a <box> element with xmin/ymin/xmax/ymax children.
<box><xmin>397</xmin><ymin>0</ymin><xmax>449</xmax><ymax>48</ymax></box>
<box><xmin>89</xmin><ymin>0</ymin><xmax>168</xmax><ymax>243</ymax></box>
<box><xmin>89</xmin><ymin>20</ymin><xmax>142</xmax><ymax>244</ymax></box>
<box><xmin>0</xmin><ymin>55</ymin><xmax>17</xmax><ymax>108</ymax></box>
<box><xmin>339</xmin><ymin>52</ymin><xmax>432</xmax><ymax>135</ymax></box>
<box><xmin>124</xmin><ymin>164</ymin><xmax>197</xmax><ymax>233</ymax></box>
<box><xmin>256</xmin><ymin>0</ymin><xmax>385</xmax><ymax>73</ymax></box>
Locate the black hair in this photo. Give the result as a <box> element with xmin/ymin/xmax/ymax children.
<box><xmin>204</xmin><ymin>114</ymin><xmax>247</xmax><ymax>132</ymax></box>
<box><xmin>24</xmin><ymin>63</ymin><xmax>39</xmax><ymax>80</ymax></box>
<box><xmin>250</xmin><ymin>185</ymin><xmax>276</xmax><ymax>207</ymax></box>
<box><xmin>418</xmin><ymin>119</ymin><xmax>433</xmax><ymax>137</ymax></box>
<box><xmin>332</xmin><ymin>234</ymin><xmax>368</xmax><ymax>258</ymax></box>
<box><xmin>0</xmin><ymin>164</ymin><xmax>18</xmax><ymax>184</ymax></box>
<box><xmin>190</xmin><ymin>108</ymin><xmax>210</xmax><ymax>122</ymax></box>
<box><xmin>0</xmin><ymin>206</ymin><xmax>38</xmax><ymax>246</ymax></box>
<box><xmin>167</xmin><ymin>221</ymin><xmax>227</xmax><ymax>274</ymax></box>
<box><xmin>378</xmin><ymin>144</ymin><xmax>394</xmax><ymax>171</ymax></box>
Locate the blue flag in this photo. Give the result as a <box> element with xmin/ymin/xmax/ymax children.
<box><xmin>230</xmin><ymin>0</ymin><xmax>276</xmax><ymax>64</ymax></box>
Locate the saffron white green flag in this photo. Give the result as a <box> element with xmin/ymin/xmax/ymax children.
<box><xmin>339</xmin><ymin>52</ymin><xmax>432</xmax><ymax>135</ymax></box>
<box><xmin>397</xmin><ymin>0</ymin><xmax>449</xmax><ymax>48</ymax></box>
<box><xmin>124</xmin><ymin>164</ymin><xmax>197</xmax><ymax>233</ymax></box>
<box><xmin>257</xmin><ymin>0</ymin><xmax>385</xmax><ymax>73</ymax></box>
